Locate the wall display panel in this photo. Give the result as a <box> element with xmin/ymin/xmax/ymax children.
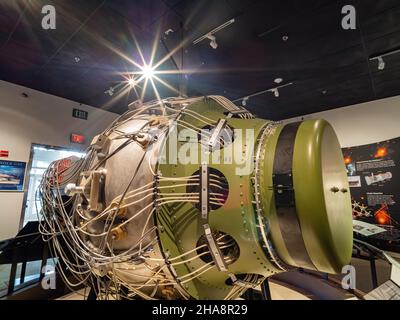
<box><xmin>342</xmin><ymin>138</ymin><xmax>400</xmax><ymax>251</ymax></box>
<box><xmin>0</xmin><ymin>160</ymin><xmax>26</xmax><ymax>192</ymax></box>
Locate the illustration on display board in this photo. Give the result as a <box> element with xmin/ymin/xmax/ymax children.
<box><xmin>0</xmin><ymin>160</ymin><xmax>26</xmax><ymax>191</ymax></box>
<box><xmin>343</xmin><ymin>138</ymin><xmax>400</xmax><ymax>251</ymax></box>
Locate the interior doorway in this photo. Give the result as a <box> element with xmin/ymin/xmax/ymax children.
<box><xmin>21</xmin><ymin>144</ymin><xmax>86</xmax><ymax>227</ymax></box>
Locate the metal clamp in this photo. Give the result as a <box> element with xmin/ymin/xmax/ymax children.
<box><xmin>229</xmin><ymin>274</ymin><xmax>262</xmax><ymax>289</ymax></box>
<box><xmin>200</xmin><ymin>163</ymin><xmax>209</xmax><ymax>220</ymax></box>
<box><xmin>208</xmin><ymin>119</ymin><xmax>227</xmax><ymax>150</ymax></box>
<box><xmin>199</xmin><ymin>163</ymin><xmax>228</xmax><ymax>272</ymax></box>
<box><xmin>203</xmin><ymin>224</ymin><xmax>228</xmax><ymax>272</ymax></box>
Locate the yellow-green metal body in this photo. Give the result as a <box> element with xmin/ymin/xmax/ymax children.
<box><xmin>156</xmin><ymin>98</ymin><xmax>352</xmax><ymax>299</ymax></box>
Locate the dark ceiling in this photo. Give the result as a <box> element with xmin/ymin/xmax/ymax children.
<box><xmin>1</xmin><ymin>0</ymin><xmax>400</xmax><ymax>120</ymax></box>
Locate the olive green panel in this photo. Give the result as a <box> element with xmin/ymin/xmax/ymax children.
<box><xmin>156</xmin><ymin>98</ymin><xmax>353</xmax><ymax>299</ymax></box>
<box><xmin>292</xmin><ymin>120</ymin><xmax>353</xmax><ymax>274</ymax></box>
<box><xmin>156</xmin><ymin>99</ymin><xmax>279</xmax><ymax>299</ymax></box>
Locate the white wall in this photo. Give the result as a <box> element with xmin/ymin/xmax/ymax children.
<box><xmin>284</xmin><ymin>95</ymin><xmax>400</xmax><ymax>148</ymax></box>
<box><xmin>0</xmin><ymin>80</ymin><xmax>118</xmax><ymax>240</ymax></box>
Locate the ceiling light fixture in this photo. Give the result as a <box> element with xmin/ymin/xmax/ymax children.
<box><xmin>271</xmin><ymin>88</ymin><xmax>280</xmax><ymax>98</ymax></box>
<box><xmin>274</xmin><ymin>78</ymin><xmax>283</xmax><ymax>84</ymax></box>
<box><xmin>370</xmin><ymin>47</ymin><xmax>400</xmax><ymax>71</ymax></box>
<box><xmin>232</xmin><ymin>82</ymin><xmax>294</xmax><ymax>104</ymax></box>
<box><xmin>193</xmin><ymin>18</ymin><xmax>235</xmax><ymax>49</ymax></box>
<box><xmin>128</xmin><ymin>78</ymin><xmax>136</xmax><ymax>87</ymax></box>
<box><xmin>142</xmin><ymin>65</ymin><xmax>155</xmax><ymax>79</ymax></box>
<box><xmin>104</xmin><ymin>87</ymin><xmax>114</xmax><ymax>96</ymax></box>
<box><xmin>206</xmin><ymin>34</ymin><xmax>218</xmax><ymax>49</ymax></box>
<box><xmin>242</xmin><ymin>96</ymin><xmax>249</xmax><ymax>106</ymax></box>
<box><xmin>377</xmin><ymin>56</ymin><xmax>385</xmax><ymax>70</ymax></box>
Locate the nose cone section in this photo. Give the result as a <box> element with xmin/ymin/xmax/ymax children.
<box><xmin>292</xmin><ymin>119</ymin><xmax>353</xmax><ymax>273</ymax></box>
<box><xmin>260</xmin><ymin>119</ymin><xmax>353</xmax><ymax>274</ymax></box>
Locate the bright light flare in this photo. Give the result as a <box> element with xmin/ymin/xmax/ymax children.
<box><xmin>128</xmin><ymin>78</ymin><xmax>136</xmax><ymax>86</ymax></box>
<box><xmin>141</xmin><ymin>65</ymin><xmax>155</xmax><ymax>79</ymax></box>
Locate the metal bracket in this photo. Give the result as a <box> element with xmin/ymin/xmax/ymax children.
<box><xmin>229</xmin><ymin>274</ymin><xmax>262</xmax><ymax>289</ymax></box>
<box><xmin>200</xmin><ymin>163</ymin><xmax>209</xmax><ymax>220</ymax></box>
<box><xmin>203</xmin><ymin>224</ymin><xmax>228</xmax><ymax>272</ymax></box>
<box><xmin>199</xmin><ymin>163</ymin><xmax>228</xmax><ymax>272</ymax></box>
<box><xmin>90</xmin><ymin>134</ymin><xmax>111</xmax><ymax>152</ymax></box>
<box><xmin>89</xmin><ymin>170</ymin><xmax>106</xmax><ymax>212</ymax></box>
<box><xmin>271</xmin><ymin>173</ymin><xmax>295</xmax><ymax>207</ymax></box>
<box><xmin>208</xmin><ymin>119</ymin><xmax>226</xmax><ymax>150</ymax></box>
<box><xmin>65</xmin><ymin>169</ymin><xmax>106</xmax><ymax>213</ymax></box>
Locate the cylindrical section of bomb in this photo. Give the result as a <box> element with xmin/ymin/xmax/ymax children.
<box><xmin>257</xmin><ymin>119</ymin><xmax>353</xmax><ymax>274</ymax></box>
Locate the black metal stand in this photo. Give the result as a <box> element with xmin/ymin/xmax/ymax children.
<box><xmin>87</xmin><ymin>286</ymin><xmax>98</xmax><ymax>300</ymax></box>
<box><xmin>353</xmin><ymin>244</ymin><xmax>380</xmax><ymax>290</ymax></box>
<box><xmin>261</xmin><ymin>278</ymin><xmax>272</xmax><ymax>300</ymax></box>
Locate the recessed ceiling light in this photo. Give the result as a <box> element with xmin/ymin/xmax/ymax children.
<box><xmin>282</xmin><ymin>35</ymin><xmax>289</xmax><ymax>41</ymax></box>
<box><xmin>322</xmin><ymin>90</ymin><xmax>327</xmax><ymax>95</ymax></box>
<box><xmin>274</xmin><ymin>78</ymin><xmax>283</xmax><ymax>84</ymax></box>
<box><xmin>74</xmin><ymin>56</ymin><xmax>81</xmax><ymax>63</ymax></box>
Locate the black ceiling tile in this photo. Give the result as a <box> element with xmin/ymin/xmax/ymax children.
<box><xmin>356</xmin><ymin>0</ymin><xmax>400</xmax><ymax>20</ymax></box>
<box><xmin>174</xmin><ymin>0</ymin><xmax>236</xmax><ymax>38</ymax></box>
<box><xmin>362</xmin><ymin>30</ymin><xmax>400</xmax><ymax>58</ymax></box>
<box><xmin>360</xmin><ymin>5</ymin><xmax>400</xmax><ymax>42</ymax></box>
<box><xmin>1</xmin><ymin>1</ymin><xmax>400</xmax><ymax>118</ymax></box>
<box><xmin>105</xmin><ymin>0</ymin><xmax>169</xmax><ymax>31</ymax></box>
<box><xmin>0</xmin><ymin>1</ymin><xmax>24</xmax><ymax>45</ymax></box>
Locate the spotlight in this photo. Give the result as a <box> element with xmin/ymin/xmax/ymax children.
<box><xmin>232</xmin><ymin>82</ymin><xmax>293</xmax><ymax>105</ymax></box>
<box><xmin>164</xmin><ymin>29</ymin><xmax>174</xmax><ymax>36</ymax></box>
<box><xmin>105</xmin><ymin>87</ymin><xmax>114</xmax><ymax>96</ymax></box>
<box><xmin>128</xmin><ymin>78</ymin><xmax>136</xmax><ymax>87</ymax></box>
<box><xmin>193</xmin><ymin>19</ymin><xmax>234</xmax><ymax>49</ymax></box>
<box><xmin>377</xmin><ymin>56</ymin><xmax>385</xmax><ymax>70</ymax></box>
<box><xmin>206</xmin><ymin>34</ymin><xmax>218</xmax><ymax>49</ymax></box>
<box><xmin>142</xmin><ymin>65</ymin><xmax>155</xmax><ymax>79</ymax></box>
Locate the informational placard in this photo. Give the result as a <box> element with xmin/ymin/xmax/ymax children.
<box><xmin>342</xmin><ymin>138</ymin><xmax>400</xmax><ymax>240</ymax></box>
<box><xmin>0</xmin><ymin>160</ymin><xmax>26</xmax><ymax>191</ymax></box>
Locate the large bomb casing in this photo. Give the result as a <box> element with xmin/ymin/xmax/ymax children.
<box><xmin>39</xmin><ymin>96</ymin><xmax>353</xmax><ymax>300</ymax></box>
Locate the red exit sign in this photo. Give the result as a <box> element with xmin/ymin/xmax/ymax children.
<box><xmin>0</xmin><ymin>150</ymin><xmax>9</xmax><ymax>158</ymax></box>
<box><xmin>70</xmin><ymin>134</ymin><xmax>85</xmax><ymax>144</ymax></box>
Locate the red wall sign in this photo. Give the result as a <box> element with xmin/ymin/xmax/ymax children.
<box><xmin>70</xmin><ymin>134</ymin><xmax>85</xmax><ymax>144</ymax></box>
<box><xmin>0</xmin><ymin>150</ymin><xmax>9</xmax><ymax>158</ymax></box>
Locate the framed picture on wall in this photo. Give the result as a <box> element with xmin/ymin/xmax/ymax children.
<box><xmin>0</xmin><ymin>160</ymin><xmax>26</xmax><ymax>191</ymax></box>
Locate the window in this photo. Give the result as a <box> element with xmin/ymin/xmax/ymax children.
<box><xmin>22</xmin><ymin>145</ymin><xmax>85</xmax><ymax>226</ymax></box>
